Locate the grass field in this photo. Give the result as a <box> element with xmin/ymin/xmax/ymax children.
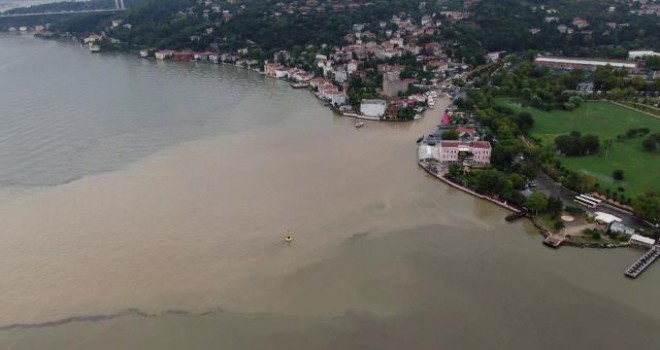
<box><xmin>498</xmin><ymin>99</ymin><xmax>660</xmax><ymax>197</ymax></box>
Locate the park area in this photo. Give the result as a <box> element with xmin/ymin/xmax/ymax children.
<box><xmin>499</xmin><ymin>100</ymin><xmax>660</xmax><ymax>197</ymax></box>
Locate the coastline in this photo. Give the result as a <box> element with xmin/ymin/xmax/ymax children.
<box><xmin>417</xmin><ymin>162</ymin><xmax>521</xmax><ymax>213</ymax></box>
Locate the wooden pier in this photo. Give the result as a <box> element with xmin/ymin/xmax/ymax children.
<box><xmin>625</xmin><ymin>247</ymin><xmax>660</xmax><ymax>279</ymax></box>
<box><xmin>543</xmin><ymin>235</ymin><xmax>566</xmax><ymax>249</ymax></box>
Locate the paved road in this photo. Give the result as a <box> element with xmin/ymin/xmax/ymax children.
<box><xmin>533</xmin><ymin>172</ymin><xmax>650</xmax><ymax>231</ymax></box>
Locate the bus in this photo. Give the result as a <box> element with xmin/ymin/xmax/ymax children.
<box><xmin>574</xmin><ymin>194</ymin><xmax>600</xmax><ymax>209</ymax></box>
<box><xmin>579</xmin><ymin>194</ymin><xmax>602</xmax><ymax>206</ymax></box>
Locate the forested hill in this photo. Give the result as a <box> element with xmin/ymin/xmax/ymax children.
<box><xmin>456</xmin><ymin>0</ymin><xmax>660</xmax><ymax>59</ymax></box>
<box><xmin>52</xmin><ymin>0</ymin><xmax>439</xmax><ymax>51</ymax></box>
<box><xmin>10</xmin><ymin>0</ymin><xmax>660</xmax><ymax>63</ymax></box>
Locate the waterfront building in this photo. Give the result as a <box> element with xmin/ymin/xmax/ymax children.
<box><xmin>438</xmin><ymin>141</ymin><xmax>491</xmax><ymax>165</ymax></box>
<box><xmin>264</xmin><ymin>62</ymin><xmax>282</xmax><ymax>77</ymax></box>
<box><xmin>360</xmin><ymin>99</ymin><xmax>387</xmax><ymax>118</ymax></box>
<box><xmin>83</xmin><ymin>34</ymin><xmax>102</xmax><ymax>44</ymax></box>
<box><xmin>174</xmin><ymin>52</ymin><xmax>195</xmax><ymax>61</ymax></box>
<box><xmin>630</xmin><ymin>234</ymin><xmax>656</xmax><ymax>248</ymax></box>
<box><xmin>155</xmin><ymin>50</ymin><xmax>175</xmax><ymax>60</ymax></box>
<box><xmin>418</xmin><ymin>141</ymin><xmax>491</xmax><ymax>165</ymax></box>
<box><xmin>329</xmin><ymin>93</ymin><xmax>348</xmax><ymax>106</ymax></box>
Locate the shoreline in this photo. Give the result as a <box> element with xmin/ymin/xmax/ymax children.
<box><xmin>417</xmin><ymin>161</ymin><xmax>635</xmax><ymax>250</ymax></box>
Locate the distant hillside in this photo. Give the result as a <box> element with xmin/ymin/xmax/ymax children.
<box><xmin>4</xmin><ymin>0</ymin><xmax>659</xmax><ymax>64</ymax></box>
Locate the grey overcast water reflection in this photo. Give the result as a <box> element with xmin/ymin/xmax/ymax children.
<box><xmin>0</xmin><ymin>35</ymin><xmax>659</xmax><ymax>349</ymax></box>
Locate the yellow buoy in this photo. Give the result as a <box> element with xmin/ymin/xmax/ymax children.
<box><xmin>284</xmin><ymin>230</ymin><xmax>293</xmax><ymax>243</ymax></box>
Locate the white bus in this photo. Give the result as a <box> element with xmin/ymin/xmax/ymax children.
<box><xmin>579</xmin><ymin>194</ymin><xmax>602</xmax><ymax>206</ymax></box>
<box><xmin>574</xmin><ymin>195</ymin><xmax>599</xmax><ymax>209</ymax></box>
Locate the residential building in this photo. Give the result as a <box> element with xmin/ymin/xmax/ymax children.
<box><xmin>329</xmin><ymin>93</ymin><xmax>348</xmax><ymax>106</ymax></box>
<box><xmin>155</xmin><ymin>50</ymin><xmax>175</xmax><ymax>60</ymax></box>
<box><xmin>334</xmin><ymin>69</ymin><xmax>348</xmax><ymax>83</ymax></box>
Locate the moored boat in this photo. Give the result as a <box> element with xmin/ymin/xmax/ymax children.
<box><xmin>290</xmin><ymin>81</ymin><xmax>310</xmax><ymax>89</ymax></box>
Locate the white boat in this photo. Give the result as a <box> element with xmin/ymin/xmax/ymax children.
<box><xmin>355</xmin><ymin>121</ymin><xmax>364</xmax><ymax>129</ymax></box>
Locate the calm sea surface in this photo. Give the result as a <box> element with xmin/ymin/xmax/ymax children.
<box><xmin>1</xmin><ymin>34</ymin><xmax>659</xmax><ymax>349</ymax></box>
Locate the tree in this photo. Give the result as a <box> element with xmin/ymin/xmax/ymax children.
<box><xmin>441</xmin><ymin>129</ymin><xmax>459</xmax><ymax>140</ymax></box>
<box><xmin>546</xmin><ymin>196</ymin><xmax>564</xmax><ymax>219</ymax></box>
<box><xmin>553</xmin><ymin>220</ymin><xmax>565</xmax><ymax>231</ymax></box>
<box><xmin>525</xmin><ymin>191</ymin><xmax>548</xmax><ymax>214</ymax></box>
<box><xmin>632</xmin><ymin>192</ymin><xmax>660</xmax><ymax>225</ymax></box>
<box><xmin>513</xmin><ymin>112</ymin><xmax>534</xmax><ymax>132</ymax></box>
<box><xmin>581</xmin><ymin>134</ymin><xmax>600</xmax><ymax>155</ymax></box>
<box><xmin>555</xmin><ymin>133</ymin><xmax>599</xmax><ymax>156</ymax></box>
<box><xmin>612</xmin><ymin>169</ymin><xmax>624</xmax><ymax>181</ymax></box>
<box><xmin>508</xmin><ymin>173</ymin><xmax>526</xmax><ymax>191</ymax></box>
<box><xmin>471</xmin><ymin>169</ymin><xmax>507</xmax><ymax>195</ymax></box>
<box><xmin>642</xmin><ymin>133</ymin><xmax>660</xmax><ymax>152</ymax></box>
<box><xmin>643</xmin><ymin>137</ymin><xmax>658</xmax><ymax>152</ymax></box>
<box><xmin>448</xmin><ymin>163</ymin><xmax>462</xmax><ymax>178</ymax></box>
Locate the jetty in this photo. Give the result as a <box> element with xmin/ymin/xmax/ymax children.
<box><xmin>543</xmin><ymin>234</ymin><xmax>566</xmax><ymax>249</ymax></box>
<box><xmin>625</xmin><ymin>247</ymin><xmax>660</xmax><ymax>279</ymax></box>
<box><xmin>505</xmin><ymin>211</ymin><xmax>527</xmax><ymax>222</ymax></box>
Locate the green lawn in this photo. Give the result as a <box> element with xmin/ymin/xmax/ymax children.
<box><xmin>499</xmin><ymin>99</ymin><xmax>660</xmax><ymax>197</ymax></box>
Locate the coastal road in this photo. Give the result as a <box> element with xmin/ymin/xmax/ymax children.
<box><xmin>533</xmin><ymin>172</ymin><xmax>650</xmax><ymax>231</ymax></box>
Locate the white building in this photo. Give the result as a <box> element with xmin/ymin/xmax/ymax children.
<box><xmin>329</xmin><ymin>93</ymin><xmax>348</xmax><ymax>106</ymax></box>
<box><xmin>154</xmin><ymin>50</ymin><xmax>174</xmax><ymax>60</ymax></box>
<box><xmin>628</xmin><ymin>50</ymin><xmax>660</xmax><ymax>60</ymax></box>
<box><xmin>360</xmin><ymin>99</ymin><xmax>387</xmax><ymax>118</ymax></box>
<box><xmin>334</xmin><ymin>69</ymin><xmax>348</xmax><ymax>83</ymax></box>
<box><xmin>418</xmin><ymin>141</ymin><xmax>492</xmax><ymax>165</ymax></box>
<box><xmin>630</xmin><ymin>234</ymin><xmax>656</xmax><ymax>248</ymax></box>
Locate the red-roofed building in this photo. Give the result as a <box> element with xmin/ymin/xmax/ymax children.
<box><xmin>441</xmin><ymin>112</ymin><xmax>451</xmax><ymax>127</ymax></box>
<box><xmin>455</xmin><ymin>126</ymin><xmax>477</xmax><ymax>141</ymax></box>
<box><xmin>437</xmin><ymin>141</ymin><xmax>491</xmax><ymax>165</ymax></box>
<box><xmin>174</xmin><ymin>52</ymin><xmax>195</xmax><ymax>61</ymax></box>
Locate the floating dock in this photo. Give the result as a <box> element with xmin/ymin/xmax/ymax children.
<box><xmin>625</xmin><ymin>247</ymin><xmax>660</xmax><ymax>279</ymax></box>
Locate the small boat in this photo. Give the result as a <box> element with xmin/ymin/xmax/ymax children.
<box><xmin>290</xmin><ymin>81</ymin><xmax>310</xmax><ymax>89</ymax></box>
<box><xmin>416</xmin><ymin>136</ymin><xmax>424</xmax><ymax>143</ymax></box>
<box><xmin>355</xmin><ymin>121</ymin><xmax>364</xmax><ymax>129</ymax></box>
<box><xmin>284</xmin><ymin>230</ymin><xmax>293</xmax><ymax>243</ymax></box>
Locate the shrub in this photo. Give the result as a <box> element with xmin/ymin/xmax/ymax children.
<box><xmin>612</xmin><ymin>169</ymin><xmax>624</xmax><ymax>181</ymax></box>
<box><xmin>565</xmin><ymin>206</ymin><xmax>584</xmax><ymax>214</ymax></box>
